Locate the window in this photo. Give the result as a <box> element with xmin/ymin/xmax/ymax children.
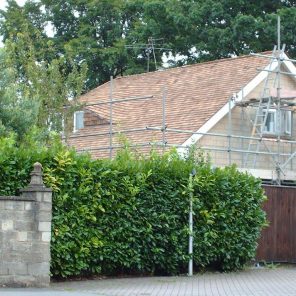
<box><xmin>262</xmin><ymin>109</ymin><xmax>292</xmax><ymax>136</ymax></box>
<box><xmin>73</xmin><ymin>111</ymin><xmax>84</xmax><ymax>132</ymax></box>
<box><xmin>263</xmin><ymin>110</ymin><xmax>276</xmax><ymax>134</ymax></box>
<box><xmin>282</xmin><ymin>110</ymin><xmax>292</xmax><ymax>135</ymax></box>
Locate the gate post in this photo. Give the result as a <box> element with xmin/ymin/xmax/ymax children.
<box><xmin>0</xmin><ymin>162</ymin><xmax>52</xmax><ymax>287</ymax></box>
<box><xmin>20</xmin><ymin>162</ymin><xmax>53</xmax><ymax>287</ymax></box>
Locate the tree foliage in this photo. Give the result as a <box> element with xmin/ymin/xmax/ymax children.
<box><xmin>0</xmin><ymin>48</ymin><xmax>38</xmax><ymax>138</ymax></box>
<box><xmin>1</xmin><ymin>1</ymin><xmax>296</xmax><ymax>91</ymax></box>
<box><xmin>0</xmin><ymin>3</ymin><xmax>87</xmax><ymax>139</ymax></box>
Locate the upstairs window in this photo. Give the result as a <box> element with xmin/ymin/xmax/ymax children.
<box><xmin>263</xmin><ymin>109</ymin><xmax>292</xmax><ymax>136</ymax></box>
<box><xmin>73</xmin><ymin>111</ymin><xmax>84</xmax><ymax>132</ymax></box>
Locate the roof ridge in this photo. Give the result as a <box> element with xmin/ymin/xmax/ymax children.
<box><xmin>114</xmin><ymin>51</ymin><xmax>272</xmax><ymax>81</ymax></box>
<box><xmin>81</xmin><ymin>51</ymin><xmax>272</xmax><ymax>97</ymax></box>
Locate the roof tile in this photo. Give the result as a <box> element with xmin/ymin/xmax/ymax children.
<box><xmin>68</xmin><ymin>54</ymin><xmax>270</xmax><ymax>158</ymax></box>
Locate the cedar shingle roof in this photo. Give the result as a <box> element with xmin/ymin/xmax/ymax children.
<box><xmin>67</xmin><ymin>53</ymin><xmax>270</xmax><ymax>158</ymax></box>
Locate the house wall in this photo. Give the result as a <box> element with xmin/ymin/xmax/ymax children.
<box><xmin>197</xmin><ymin>71</ymin><xmax>296</xmax><ymax>178</ymax></box>
<box><xmin>67</xmin><ymin>61</ymin><xmax>296</xmax><ymax>172</ymax></box>
<box><xmin>0</xmin><ymin>163</ymin><xmax>52</xmax><ymax>287</ymax></box>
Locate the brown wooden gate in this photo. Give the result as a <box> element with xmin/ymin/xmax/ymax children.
<box><xmin>256</xmin><ymin>185</ymin><xmax>296</xmax><ymax>262</ymax></box>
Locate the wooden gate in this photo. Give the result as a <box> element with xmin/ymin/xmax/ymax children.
<box><xmin>256</xmin><ymin>185</ymin><xmax>296</xmax><ymax>262</ymax></box>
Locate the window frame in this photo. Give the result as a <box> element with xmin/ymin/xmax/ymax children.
<box><xmin>262</xmin><ymin>109</ymin><xmax>292</xmax><ymax>136</ymax></box>
<box><xmin>73</xmin><ymin>111</ymin><xmax>84</xmax><ymax>132</ymax></box>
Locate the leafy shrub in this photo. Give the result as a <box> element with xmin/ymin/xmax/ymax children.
<box><xmin>0</xmin><ymin>136</ymin><xmax>267</xmax><ymax>276</ymax></box>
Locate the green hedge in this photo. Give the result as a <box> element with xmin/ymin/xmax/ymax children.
<box><xmin>0</xmin><ymin>136</ymin><xmax>267</xmax><ymax>277</ymax></box>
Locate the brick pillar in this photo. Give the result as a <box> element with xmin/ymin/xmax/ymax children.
<box><xmin>0</xmin><ymin>162</ymin><xmax>52</xmax><ymax>287</ymax></box>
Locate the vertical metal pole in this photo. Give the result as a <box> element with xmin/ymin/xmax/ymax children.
<box><xmin>148</xmin><ymin>37</ymin><xmax>157</xmax><ymax>71</ymax></box>
<box><xmin>240</xmin><ymin>107</ymin><xmax>244</xmax><ymax>167</ymax></box>
<box><xmin>162</xmin><ymin>87</ymin><xmax>167</xmax><ymax>154</ymax></box>
<box><xmin>277</xmin><ymin>16</ymin><xmax>281</xmax><ymax>53</ymax></box>
<box><xmin>240</xmin><ymin>87</ymin><xmax>244</xmax><ymax>167</ymax></box>
<box><xmin>109</xmin><ymin>76</ymin><xmax>113</xmax><ymax>159</ymax></box>
<box><xmin>188</xmin><ymin>171</ymin><xmax>194</xmax><ymax>277</ymax></box>
<box><xmin>276</xmin><ymin>16</ymin><xmax>281</xmax><ymax>185</ymax></box>
<box><xmin>291</xmin><ymin>143</ymin><xmax>293</xmax><ymax>171</ymax></box>
<box><xmin>228</xmin><ymin>96</ymin><xmax>232</xmax><ymax>165</ymax></box>
<box><xmin>188</xmin><ymin>195</ymin><xmax>193</xmax><ymax>276</ymax></box>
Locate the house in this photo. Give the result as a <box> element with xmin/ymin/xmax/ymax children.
<box><xmin>66</xmin><ymin>51</ymin><xmax>296</xmax><ymax>184</ymax></box>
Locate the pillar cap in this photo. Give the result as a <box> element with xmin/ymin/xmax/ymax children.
<box><xmin>30</xmin><ymin>162</ymin><xmax>44</xmax><ymax>186</ymax></box>
<box><xmin>20</xmin><ymin>162</ymin><xmax>52</xmax><ymax>193</ymax></box>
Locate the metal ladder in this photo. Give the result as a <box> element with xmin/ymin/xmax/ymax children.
<box><xmin>244</xmin><ymin>46</ymin><xmax>280</xmax><ymax>167</ymax></box>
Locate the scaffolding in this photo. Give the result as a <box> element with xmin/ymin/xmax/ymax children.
<box><xmin>67</xmin><ymin>75</ymin><xmax>296</xmax><ymax>185</ymax></box>
<box><xmin>66</xmin><ymin>21</ymin><xmax>296</xmax><ymax>186</ymax></box>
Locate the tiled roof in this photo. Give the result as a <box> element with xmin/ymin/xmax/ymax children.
<box><xmin>67</xmin><ymin>53</ymin><xmax>270</xmax><ymax>158</ymax></box>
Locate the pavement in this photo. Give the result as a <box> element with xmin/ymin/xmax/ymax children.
<box><xmin>1</xmin><ymin>266</ymin><xmax>296</xmax><ymax>296</ymax></box>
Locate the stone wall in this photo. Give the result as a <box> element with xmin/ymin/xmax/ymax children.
<box><xmin>0</xmin><ymin>163</ymin><xmax>52</xmax><ymax>287</ymax></box>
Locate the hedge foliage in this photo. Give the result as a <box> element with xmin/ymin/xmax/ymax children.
<box><xmin>0</xmin><ymin>135</ymin><xmax>267</xmax><ymax>277</ymax></box>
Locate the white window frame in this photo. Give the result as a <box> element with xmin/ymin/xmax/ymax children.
<box><xmin>282</xmin><ymin>109</ymin><xmax>292</xmax><ymax>135</ymax></box>
<box><xmin>263</xmin><ymin>109</ymin><xmax>276</xmax><ymax>134</ymax></box>
<box><xmin>73</xmin><ymin>111</ymin><xmax>84</xmax><ymax>132</ymax></box>
<box><xmin>262</xmin><ymin>109</ymin><xmax>292</xmax><ymax>136</ymax></box>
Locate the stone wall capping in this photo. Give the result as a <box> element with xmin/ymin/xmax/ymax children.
<box><xmin>0</xmin><ymin>196</ymin><xmax>36</xmax><ymax>202</ymax></box>
<box><xmin>20</xmin><ymin>186</ymin><xmax>52</xmax><ymax>193</ymax></box>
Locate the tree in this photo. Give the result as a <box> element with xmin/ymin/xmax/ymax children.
<box><xmin>1</xmin><ymin>0</ymin><xmax>296</xmax><ymax>93</ymax></box>
<box><xmin>41</xmin><ymin>0</ymin><xmax>131</xmax><ymax>89</ymax></box>
<box><xmin>0</xmin><ymin>0</ymin><xmax>47</xmax><ymax>57</ymax></box>
<box><xmin>0</xmin><ymin>22</ymin><xmax>87</xmax><ymax>140</ymax></box>
<box><xmin>183</xmin><ymin>0</ymin><xmax>295</xmax><ymax>61</ymax></box>
<box><xmin>0</xmin><ymin>48</ymin><xmax>39</xmax><ymax>138</ymax></box>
